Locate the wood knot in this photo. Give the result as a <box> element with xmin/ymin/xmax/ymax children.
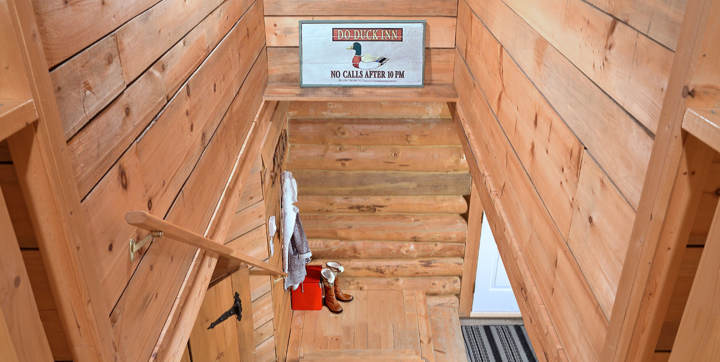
<box><xmin>119</xmin><ymin>165</ymin><xmax>128</xmax><ymax>190</ymax></box>
<box><xmin>682</xmin><ymin>86</ymin><xmax>695</xmax><ymax>98</ymax></box>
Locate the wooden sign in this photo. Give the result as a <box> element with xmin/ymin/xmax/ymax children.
<box><xmin>299</xmin><ymin>20</ymin><xmax>425</xmax><ymax>87</ymax></box>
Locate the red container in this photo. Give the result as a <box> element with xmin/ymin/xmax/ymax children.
<box><xmin>291</xmin><ymin>265</ymin><xmax>323</xmax><ymax>310</ymax></box>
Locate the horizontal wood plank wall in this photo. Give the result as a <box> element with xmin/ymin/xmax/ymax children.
<box><xmin>32</xmin><ymin>0</ymin><xmax>269</xmax><ymax>360</ymax></box>
<box><xmin>287</xmin><ymin>102</ymin><xmax>469</xmax><ymax>299</ymax></box>
<box><xmin>264</xmin><ymin>1</ymin><xmax>457</xmax><ymax>92</ymax></box>
<box><xmin>454</xmin><ymin>0</ymin><xmax>681</xmax><ymax>358</ymax></box>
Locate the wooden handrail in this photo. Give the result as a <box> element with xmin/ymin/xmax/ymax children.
<box><xmin>125</xmin><ymin>211</ymin><xmax>285</xmax><ymax>276</ymax></box>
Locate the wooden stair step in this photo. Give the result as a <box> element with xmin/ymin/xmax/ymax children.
<box><xmin>288</xmin><ymin>118</ymin><xmax>459</xmax><ymax>146</ymax></box>
<box><xmin>426</xmin><ymin>295</ymin><xmax>467</xmax><ymax>362</ymax></box>
<box><xmin>310</xmin><ymin>239</ymin><xmax>465</xmax><ymax>259</ymax></box>
<box><xmin>300</xmin><ymin>349</ymin><xmax>422</xmax><ymax>361</ymax></box>
<box><xmin>296</xmin><ymin>195</ymin><xmax>468</xmax><ymax>214</ymax></box>
<box><xmin>310</xmin><ymin>258</ymin><xmax>463</xmax><ymax>277</ymax></box>
<box><xmin>264</xmin><ymin>83</ymin><xmax>458</xmax><ymax>103</ymax></box>
<box><xmin>416</xmin><ymin>291</ymin><xmax>436</xmax><ymax>362</ymax></box>
<box><xmin>293</xmin><ymin>170</ymin><xmax>471</xmax><ymax>196</ymax></box>
<box><xmin>302</xmin><ymin>214</ymin><xmax>467</xmax><ymax>242</ymax></box>
<box><xmin>288</xmin><ymin>143</ymin><xmax>468</xmax><ymax>172</ymax></box>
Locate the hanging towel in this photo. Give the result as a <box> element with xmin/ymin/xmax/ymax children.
<box><xmin>285</xmin><ymin>216</ymin><xmax>312</xmax><ymax>290</ymax></box>
<box><xmin>282</xmin><ymin>171</ymin><xmax>312</xmax><ymax>290</ymax></box>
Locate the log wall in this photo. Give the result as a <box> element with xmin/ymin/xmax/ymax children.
<box><xmin>30</xmin><ymin>0</ymin><xmax>269</xmax><ymax>359</ymax></box>
<box><xmin>453</xmin><ymin>0</ymin><xmax>687</xmax><ymax>359</ymax></box>
<box><xmin>287</xmin><ymin>102</ymin><xmax>470</xmax><ymax>297</ymax></box>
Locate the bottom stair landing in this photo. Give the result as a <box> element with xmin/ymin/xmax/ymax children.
<box><xmin>286</xmin><ymin>289</ymin><xmax>467</xmax><ymax>361</ymax></box>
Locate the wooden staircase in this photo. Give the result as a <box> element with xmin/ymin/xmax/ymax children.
<box><xmin>286</xmin><ymin>289</ymin><xmax>467</xmax><ymax>362</ymax></box>
<box><xmin>287</xmin><ymin>115</ymin><xmax>471</xmax><ymax>297</ymax></box>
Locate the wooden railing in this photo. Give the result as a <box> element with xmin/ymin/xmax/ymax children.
<box><xmin>125</xmin><ymin>211</ymin><xmax>285</xmax><ymax>276</ymax></box>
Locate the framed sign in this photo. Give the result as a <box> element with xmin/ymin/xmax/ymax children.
<box><xmin>299</xmin><ymin>20</ymin><xmax>425</xmax><ymax>87</ymax></box>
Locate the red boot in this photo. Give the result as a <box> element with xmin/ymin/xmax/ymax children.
<box><xmin>325</xmin><ymin>261</ymin><xmax>354</xmax><ymax>302</ymax></box>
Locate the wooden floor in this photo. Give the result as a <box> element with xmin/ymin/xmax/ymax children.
<box><xmin>286</xmin><ymin>288</ymin><xmax>467</xmax><ymax>361</ymax></box>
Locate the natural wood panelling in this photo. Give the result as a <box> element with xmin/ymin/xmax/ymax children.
<box><xmin>456</xmin><ymin>57</ymin><xmax>608</xmax><ymax>360</ymax></box>
<box><xmin>288</xmin><ymin>144</ymin><xmax>467</xmax><ymax>172</ymax></box>
<box><xmin>302</xmin><ymin>214</ymin><xmax>467</xmax><ymax>242</ymax></box>
<box><xmin>253</xmin><ymin>292</ymin><xmax>274</xmax><ymax>334</ymax></box>
<box><xmin>265</xmin><ymin>83</ymin><xmax>458</xmax><ymax>102</ymax></box>
<box><xmin>265</xmin><ymin>16</ymin><xmax>456</xmax><ymax>48</ymax></box>
<box><xmin>115</xmin><ymin>0</ymin><xmax>226</xmax><ymax>83</ymax></box>
<box><xmin>254</xmin><ymin>320</ymin><xmax>274</xmax><ymax>347</ymax></box>
<box><xmin>311</xmin><ymin>258</ymin><xmax>463</xmax><ymax>277</ymax></box>
<box><xmin>227</xmin><ymin>201</ymin><xmax>266</xmax><ymax>242</ymax></box>
<box><xmin>256</xmin><ymin>335</ymin><xmax>276</xmax><ymax>361</ymax></box>
<box><xmin>83</xmin><ymin>4</ymin><xmax>265</xmax><ymax>314</ymax></box>
<box><xmin>584</xmin><ymin>0</ymin><xmax>686</xmax><ymax>50</ymax></box>
<box><xmin>268</xmin><ymin>47</ymin><xmax>455</xmax><ymax>85</ymax></box>
<box><xmin>294</xmin><ymin>170</ymin><xmax>471</xmax><ymax>196</ymax></box>
<box><xmin>250</xmin><ymin>276</ymin><xmax>271</xmax><ymax>302</ymax></box>
<box><xmin>340</xmin><ymin>277</ymin><xmax>461</xmax><ymax>295</ymax></box>
<box><xmin>464</xmin><ymin>0</ymin><xmax>653</xmax><ymax>208</ymax></box>
<box><xmin>454</xmin><ymin>106</ymin><xmax>565</xmax><ymax>360</ymax></box>
<box><xmin>50</xmin><ymin>35</ymin><xmax>125</xmax><ymax>139</ymax></box>
<box><xmin>296</xmin><ymin>195</ymin><xmax>468</xmax><ymax>214</ymax></box>
<box><xmin>568</xmin><ymin>151</ymin><xmax>635</xmax><ymax>318</ymax></box>
<box><xmin>264</xmin><ymin>0</ymin><xmax>457</xmax><ymax>16</ymax></box>
<box><xmin>462</xmin><ymin>19</ymin><xmax>583</xmax><ymax>236</ymax></box>
<box><xmin>289</xmin><ymin>118</ymin><xmax>459</xmax><ymax>145</ymax></box>
<box><xmin>109</xmin><ymin>53</ymin><xmax>266</xmax><ymax>361</ymax></box>
<box><xmin>310</xmin><ymin>239</ymin><xmax>465</xmax><ymax>259</ymax></box>
<box><xmin>498</xmin><ymin>0</ymin><xmax>672</xmax><ymax>132</ymax></box>
<box><xmin>288</xmin><ymin>102</ymin><xmax>450</xmax><ymax>119</ymax></box>
<box><xmin>32</xmin><ymin>0</ymin><xmax>159</xmax><ymax>67</ymax></box>
<box><xmin>68</xmin><ymin>0</ymin><xmax>255</xmax><ymax>193</ymax></box>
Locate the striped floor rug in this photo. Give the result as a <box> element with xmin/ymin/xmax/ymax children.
<box><xmin>462</xmin><ymin>324</ymin><xmax>537</xmax><ymax>362</ymax></box>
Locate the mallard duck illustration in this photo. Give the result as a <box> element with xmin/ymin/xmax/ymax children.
<box><xmin>347</xmin><ymin>42</ymin><xmax>389</xmax><ymax>69</ymax></box>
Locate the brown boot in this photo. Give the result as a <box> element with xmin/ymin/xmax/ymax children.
<box><xmin>321</xmin><ymin>269</ymin><xmax>343</xmax><ymax>314</ymax></box>
<box><xmin>326</xmin><ymin>261</ymin><xmax>354</xmax><ymax>302</ymax></box>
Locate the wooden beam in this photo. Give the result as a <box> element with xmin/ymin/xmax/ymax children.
<box><xmin>602</xmin><ymin>0</ymin><xmax>718</xmax><ymax>360</ymax></box>
<box><xmin>459</xmin><ymin>183</ymin><xmax>482</xmax><ymax>316</ymax></box>
<box><xmin>683</xmin><ymin>106</ymin><xmax>720</xmax><ymax>152</ymax></box>
<box><xmin>670</xmin><ymin>200</ymin><xmax>720</xmax><ymax>360</ymax></box>
<box><xmin>0</xmin><ymin>187</ymin><xmax>53</xmax><ymax>361</ymax></box>
<box><xmin>0</xmin><ymin>99</ymin><xmax>36</xmax><ymax>142</ymax></box>
<box><xmin>5</xmin><ymin>0</ymin><xmax>118</xmax><ymax>359</ymax></box>
<box><xmin>125</xmin><ymin>210</ymin><xmax>285</xmax><ymax>276</ymax></box>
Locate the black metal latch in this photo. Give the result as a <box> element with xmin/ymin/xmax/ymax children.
<box><xmin>208</xmin><ymin>292</ymin><xmax>242</xmax><ymax>329</ymax></box>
